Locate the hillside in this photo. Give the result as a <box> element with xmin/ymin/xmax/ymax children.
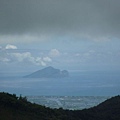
<box><xmin>0</xmin><ymin>92</ymin><xmax>120</xmax><ymax>120</ymax></box>
<box><xmin>24</xmin><ymin>66</ymin><xmax>69</xmax><ymax>78</ymax></box>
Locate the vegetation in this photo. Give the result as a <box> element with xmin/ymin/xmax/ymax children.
<box><xmin>0</xmin><ymin>92</ymin><xmax>120</xmax><ymax>120</ymax></box>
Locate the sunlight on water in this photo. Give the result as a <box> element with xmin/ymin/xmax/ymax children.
<box><xmin>27</xmin><ymin>96</ymin><xmax>110</xmax><ymax>110</ymax></box>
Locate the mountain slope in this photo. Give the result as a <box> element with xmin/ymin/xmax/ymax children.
<box><xmin>0</xmin><ymin>92</ymin><xmax>120</xmax><ymax>120</ymax></box>
<box><xmin>24</xmin><ymin>66</ymin><xmax>69</xmax><ymax>78</ymax></box>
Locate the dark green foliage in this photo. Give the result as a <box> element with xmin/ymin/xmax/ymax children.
<box><xmin>0</xmin><ymin>92</ymin><xmax>120</xmax><ymax>120</ymax></box>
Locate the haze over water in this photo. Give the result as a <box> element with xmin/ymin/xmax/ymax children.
<box><xmin>0</xmin><ymin>70</ymin><xmax>120</xmax><ymax>96</ymax></box>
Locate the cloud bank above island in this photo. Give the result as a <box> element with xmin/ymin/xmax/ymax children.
<box><xmin>0</xmin><ymin>0</ymin><xmax>120</xmax><ymax>43</ymax></box>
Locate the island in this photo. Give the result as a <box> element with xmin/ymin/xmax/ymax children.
<box><xmin>24</xmin><ymin>66</ymin><xmax>69</xmax><ymax>78</ymax></box>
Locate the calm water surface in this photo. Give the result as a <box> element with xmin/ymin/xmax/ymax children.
<box><xmin>0</xmin><ymin>71</ymin><xmax>120</xmax><ymax>96</ymax></box>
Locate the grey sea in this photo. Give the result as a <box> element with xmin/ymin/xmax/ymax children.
<box><xmin>0</xmin><ymin>70</ymin><xmax>120</xmax><ymax>109</ymax></box>
<box><xmin>27</xmin><ymin>96</ymin><xmax>110</xmax><ymax>110</ymax></box>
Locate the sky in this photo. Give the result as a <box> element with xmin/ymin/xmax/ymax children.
<box><xmin>0</xmin><ymin>0</ymin><xmax>120</xmax><ymax>74</ymax></box>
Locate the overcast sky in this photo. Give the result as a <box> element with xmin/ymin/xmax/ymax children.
<box><xmin>0</xmin><ymin>0</ymin><xmax>120</xmax><ymax>74</ymax></box>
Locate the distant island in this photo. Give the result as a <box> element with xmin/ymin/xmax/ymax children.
<box><xmin>24</xmin><ymin>66</ymin><xmax>69</xmax><ymax>78</ymax></box>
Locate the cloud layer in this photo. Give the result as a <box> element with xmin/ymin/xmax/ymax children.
<box><xmin>0</xmin><ymin>0</ymin><xmax>120</xmax><ymax>42</ymax></box>
<box><xmin>1</xmin><ymin>44</ymin><xmax>120</xmax><ymax>72</ymax></box>
<box><xmin>0</xmin><ymin>45</ymin><xmax>53</xmax><ymax>67</ymax></box>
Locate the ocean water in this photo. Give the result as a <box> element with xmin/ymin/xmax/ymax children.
<box><xmin>0</xmin><ymin>70</ymin><xmax>120</xmax><ymax>96</ymax></box>
<box><xmin>27</xmin><ymin>96</ymin><xmax>110</xmax><ymax>110</ymax></box>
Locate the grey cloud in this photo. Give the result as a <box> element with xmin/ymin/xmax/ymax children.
<box><xmin>0</xmin><ymin>0</ymin><xmax>120</xmax><ymax>40</ymax></box>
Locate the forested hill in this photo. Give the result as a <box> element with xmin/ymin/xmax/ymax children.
<box><xmin>0</xmin><ymin>92</ymin><xmax>120</xmax><ymax>120</ymax></box>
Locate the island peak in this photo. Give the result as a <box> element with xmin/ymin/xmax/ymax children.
<box><xmin>24</xmin><ymin>66</ymin><xmax>69</xmax><ymax>78</ymax></box>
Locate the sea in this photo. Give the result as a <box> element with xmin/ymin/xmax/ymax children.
<box><xmin>0</xmin><ymin>70</ymin><xmax>120</xmax><ymax>110</ymax></box>
<box><xmin>27</xmin><ymin>96</ymin><xmax>110</xmax><ymax>110</ymax></box>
